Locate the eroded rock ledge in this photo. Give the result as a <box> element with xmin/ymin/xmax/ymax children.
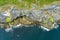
<box><xmin>0</xmin><ymin>4</ymin><xmax>60</xmax><ymax>31</ymax></box>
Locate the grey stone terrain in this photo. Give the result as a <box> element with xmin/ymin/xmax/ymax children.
<box><xmin>0</xmin><ymin>4</ymin><xmax>60</xmax><ymax>31</ymax></box>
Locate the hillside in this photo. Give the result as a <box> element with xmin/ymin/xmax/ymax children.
<box><xmin>0</xmin><ymin>0</ymin><xmax>60</xmax><ymax>10</ymax></box>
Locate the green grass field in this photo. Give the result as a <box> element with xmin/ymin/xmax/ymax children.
<box><xmin>0</xmin><ymin>0</ymin><xmax>60</xmax><ymax>9</ymax></box>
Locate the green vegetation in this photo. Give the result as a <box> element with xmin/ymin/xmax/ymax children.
<box><xmin>5</xmin><ymin>17</ymin><xmax>11</xmax><ymax>23</ymax></box>
<box><xmin>0</xmin><ymin>0</ymin><xmax>60</xmax><ymax>9</ymax></box>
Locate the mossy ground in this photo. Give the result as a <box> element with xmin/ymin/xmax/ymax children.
<box><xmin>0</xmin><ymin>0</ymin><xmax>60</xmax><ymax>10</ymax></box>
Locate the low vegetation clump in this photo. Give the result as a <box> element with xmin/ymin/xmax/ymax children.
<box><xmin>0</xmin><ymin>0</ymin><xmax>60</xmax><ymax>9</ymax></box>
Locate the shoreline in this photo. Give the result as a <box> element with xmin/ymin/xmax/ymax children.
<box><xmin>0</xmin><ymin>4</ymin><xmax>60</xmax><ymax>31</ymax></box>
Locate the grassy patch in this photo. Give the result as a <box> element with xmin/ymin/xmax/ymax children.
<box><xmin>0</xmin><ymin>0</ymin><xmax>60</xmax><ymax>9</ymax></box>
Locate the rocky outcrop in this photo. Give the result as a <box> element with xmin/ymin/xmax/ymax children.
<box><xmin>0</xmin><ymin>4</ymin><xmax>60</xmax><ymax>31</ymax></box>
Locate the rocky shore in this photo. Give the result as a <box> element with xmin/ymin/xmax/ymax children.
<box><xmin>0</xmin><ymin>4</ymin><xmax>60</xmax><ymax>31</ymax></box>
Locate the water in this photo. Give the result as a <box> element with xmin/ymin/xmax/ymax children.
<box><xmin>0</xmin><ymin>25</ymin><xmax>60</xmax><ymax>40</ymax></box>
